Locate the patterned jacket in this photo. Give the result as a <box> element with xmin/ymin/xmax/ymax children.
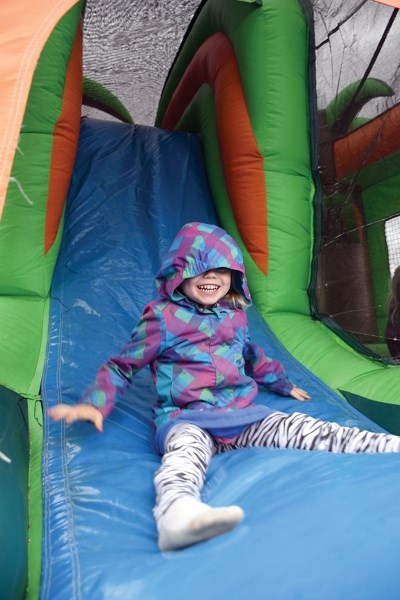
<box><xmin>82</xmin><ymin>222</ymin><xmax>294</xmax><ymax>452</ymax></box>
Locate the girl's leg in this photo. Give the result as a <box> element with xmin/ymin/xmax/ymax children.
<box><xmin>227</xmin><ymin>411</ymin><xmax>400</xmax><ymax>453</ymax></box>
<box><xmin>154</xmin><ymin>423</ymin><xmax>244</xmax><ymax>551</ymax></box>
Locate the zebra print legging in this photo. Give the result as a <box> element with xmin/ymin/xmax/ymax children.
<box><xmin>153</xmin><ymin>411</ymin><xmax>400</xmax><ymax>520</ymax></box>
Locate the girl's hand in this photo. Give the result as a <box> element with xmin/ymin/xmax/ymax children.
<box><xmin>290</xmin><ymin>386</ymin><xmax>311</xmax><ymax>402</ymax></box>
<box><xmin>47</xmin><ymin>404</ymin><xmax>104</xmax><ymax>432</ymax></box>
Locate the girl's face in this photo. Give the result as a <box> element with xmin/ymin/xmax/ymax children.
<box><xmin>181</xmin><ymin>268</ymin><xmax>232</xmax><ymax>306</ymax></box>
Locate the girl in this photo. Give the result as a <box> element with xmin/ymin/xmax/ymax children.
<box><xmin>48</xmin><ymin>222</ymin><xmax>400</xmax><ymax>552</ymax></box>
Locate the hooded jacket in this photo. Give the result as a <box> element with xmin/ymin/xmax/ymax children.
<box><xmin>82</xmin><ymin>222</ymin><xmax>294</xmax><ymax>453</ymax></box>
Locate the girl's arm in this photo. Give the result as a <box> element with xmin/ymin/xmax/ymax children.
<box><xmin>243</xmin><ymin>339</ymin><xmax>310</xmax><ymax>400</ymax></box>
<box><xmin>48</xmin><ymin>303</ymin><xmax>165</xmax><ymax>427</ymax></box>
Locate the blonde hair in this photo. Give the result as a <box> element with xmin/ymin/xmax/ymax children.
<box><xmin>222</xmin><ymin>287</ymin><xmax>249</xmax><ymax>310</ymax></box>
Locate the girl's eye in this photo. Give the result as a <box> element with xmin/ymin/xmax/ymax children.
<box><xmin>216</xmin><ymin>267</ymin><xmax>229</xmax><ymax>273</ymax></box>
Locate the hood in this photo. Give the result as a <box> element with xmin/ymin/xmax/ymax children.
<box><xmin>156</xmin><ymin>222</ymin><xmax>251</xmax><ymax>303</ymax></box>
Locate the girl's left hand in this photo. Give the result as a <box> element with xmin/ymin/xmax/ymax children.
<box><xmin>290</xmin><ymin>386</ymin><xmax>311</xmax><ymax>401</ymax></box>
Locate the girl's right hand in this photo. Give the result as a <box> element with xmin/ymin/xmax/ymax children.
<box><xmin>47</xmin><ymin>403</ymin><xmax>104</xmax><ymax>432</ymax></box>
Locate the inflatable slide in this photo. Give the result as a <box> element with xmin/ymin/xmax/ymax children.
<box><xmin>2</xmin><ymin>0</ymin><xmax>400</xmax><ymax>598</ymax></box>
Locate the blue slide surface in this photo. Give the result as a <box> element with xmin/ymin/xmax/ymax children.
<box><xmin>41</xmin><ymin>118</ymin><xmax>400</xmax><ymax>599</ymax></box>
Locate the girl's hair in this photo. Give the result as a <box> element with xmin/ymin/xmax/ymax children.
<box><xmin>388</xmin><ymin>266</ymin><xmax>400</xmax><ymax>324</ymax></box>
<box><xmin>222</xmin><ymin>288</ymin><xmax>249</xmax><ymax>310</ymax></box>
<box><xmin>222</xmin><ymin>272</ymin><xmax>250</xmax><ymax>309</ymax></box>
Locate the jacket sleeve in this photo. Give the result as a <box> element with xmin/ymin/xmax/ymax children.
<box><xmin>243</xmin><ymin>337</ymin><xmax>294</xmax><ymax>396</ymax></box>
<box><xmin>81</xmin><ymin>303</ymin><xmax>164</xmax><ymax>416</ymax></box>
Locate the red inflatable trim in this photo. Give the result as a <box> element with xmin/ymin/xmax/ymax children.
<box><xmin>334</xmin><ymin>103</ymin><xmax>400</xmax><ymax>180</ymax></box>
<box><xmin>161</xmin><ymin>32</ymin><xmax>268</xmax><ymax>274</ymax></box>
<box><xmin>45</xmin><ymin>24</ymin><xmax>82</xmax><ymax>255</ymax></box>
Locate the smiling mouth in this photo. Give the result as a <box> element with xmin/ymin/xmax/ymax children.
<box><xmin>197</xmin><ymin>285</ymin><xmax>219</xmax><ymax>292</ymax></box>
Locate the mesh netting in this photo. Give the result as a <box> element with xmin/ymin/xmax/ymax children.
<box><xmin>312</xmin><ymin>0</ymin><xmax>400</xmax><ymax>357</ymax></box>
<box><xmin>82</xmin><ymin>0</ymin><xmax>202</xmax><ymax>125</ymax></box>
<box><xmin>386</xmin><ymin>216</ymin><xmax>400</xmax><ymax>274</ymax></box>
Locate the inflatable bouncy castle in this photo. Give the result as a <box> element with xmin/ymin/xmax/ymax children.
<box><xmin>2</xmin><ymin>0</ymin><xmax>400</xmax><ymax>597</ymax></box>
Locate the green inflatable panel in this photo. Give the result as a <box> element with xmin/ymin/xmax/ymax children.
<box><xmin>0</xmin><ymin>4</ymin><xmax>82</xmax><ymax>397</ymax></box>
